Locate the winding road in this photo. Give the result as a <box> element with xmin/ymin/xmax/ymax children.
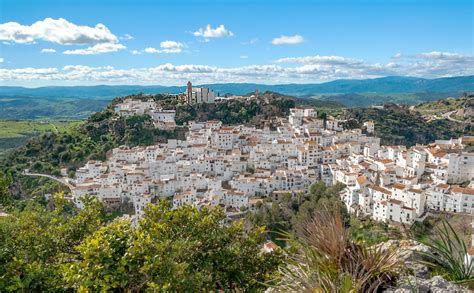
<box><xmin>442</xmin><ymin>110</ymin><xmax>468</xmax><ymax>123</ymax></box>
<box><xmin>22</xmin><ymin>170</ymin><xmax>74</xmax><ymax>190</ymax></box>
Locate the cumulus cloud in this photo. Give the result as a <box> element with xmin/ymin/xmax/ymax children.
<box><xmin>159</xmin><ymin>40</ymin><xmax>183</xmax><ymax>53</ymax></box>
<box><xmin>193</xmin><ymin>24</ymin><xmax>234</xmax><ymax>39</ymax></box>
<box><xmin>63</xmin><ymin>43</ymin><xmax>126</xmax><ymax>55</ymax></box>
<box><xmin>134</xmin><ymin>40</ymin><xmax>184</xmax><ymax>54</ymax></box>
<box><xmin>272</xmin><ymin>35</ymin><xmax>304</xmax><ymax>45</ymax></box>
<box><xmin>1</xmin><ymin>51</ymin><xmax>472</xmax><ymax>85</ymax></box>
<box><xmin>0</xmin><ymin>58</ymin><xmax>3</xmax><ymax>63</ymax></box>
<box><xmin>0</xmin><ymin>18</ymin><xmax>118</xmax><ymax>45</ymax></box>
<box><xmin>41</xmin><ymin>48</ymin><xmax>56</xmax><ymax>53</ymax></box>
<box><xmin>143</xmin><ymin>47</ymin><xmax>160</xmax><ymax>54</ymax></box>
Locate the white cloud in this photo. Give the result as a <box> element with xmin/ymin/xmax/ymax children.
<box><xmin>240</xmin><ymin>55</ymin><xmax>248</xmax><ymax>59</ymax></box>
<box><xmin>143</xmin><ymin>47</ymin><xmax>160</xmax><ymax>54</ymax></box>
<box><xmin>135</xmin><ymin>41</ymin><xmax>184</xmax><ymax>54</ymax></box>
<box><xmin>193</xmin><ymin>24</ymin><xmax>234</xmax><ymax>39</ymax></box>
<box><xmin>275</xmin><ymin>55</ymin><xmax>358</xmax><ymax>65</ymax></box>
<box><xmin>416</xmin><ymin>51</ymin><xmax>470</xmax><ymax>61</ymax></box>
<box><xmin>393</xmin><ymin>52</ymin><xmax>402</xmax><ymax>59</ymax></box>
<box><xmin>120</xmin><ymin>33</ymin><xmax>134</xmax><ymax>40</ymax></box>
<box><xmin>0</xmin><ymin>58</ymin><xmax>3</xmax><ymax>63</ymax></box>
<box><xmin>272</xmin><ymin>35</ymin><xmax>304</xmax><ymax>45</ymax></box>
<box><xmin>159</xmin><ymin>40</ymin><xmax>183</xmax><ymax>53</ymax></box>
<box><xmin>1</xmin><ymin>52</ymin><xmax>472</xmax><ymax>85</ymax></box>
<box><xmin>63</xmin><ymin>43</ymin><xmax>126</xmax><ymax>55</ymax></box>
<box><xmin>0</xmin><ymin>18</ymin><xmax>118</xmax><ymax>45</ymax></box>
<box><xmin>41</xmin><ymin>48</ymin><xmax>56</xmax><ymax>53</ymax></box>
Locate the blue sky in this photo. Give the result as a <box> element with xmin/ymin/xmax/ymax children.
<box><xmin>0</xmin><ymin>0</ymin><xmax>472</xmax><ymax>86</ymax></box>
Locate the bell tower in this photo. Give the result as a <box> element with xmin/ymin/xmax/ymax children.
<box><xmin>186</xmin><ymin>81</ymin><xmax>192</xmax><ymax>103</ymax></box>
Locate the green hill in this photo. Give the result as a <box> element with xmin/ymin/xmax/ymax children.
<box><xmin>340</xmin><ymin>103</ymin><xmax>473</xmax><ymax>146</ymax></box>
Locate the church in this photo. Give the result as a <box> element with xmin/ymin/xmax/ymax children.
<box><xmin>185</xmin><ymin>81</ymin><xmax>216</xmax><ymax>104</ymax></box>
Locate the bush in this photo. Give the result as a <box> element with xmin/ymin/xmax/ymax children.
<box><xmin>418</xmin><ymin>219</ymin><xmax>474</xmax><ymax>286</ymax></box>
<box><xmin>275</xmin><ymin>206</ymin><xmax>400</xmax><ymax>291</ymax></box>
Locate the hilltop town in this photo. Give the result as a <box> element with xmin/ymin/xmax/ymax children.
<box><xmin>68</xmin><ymin>83</ymin><xmax>474</xmax><ymax>227</ymax></box>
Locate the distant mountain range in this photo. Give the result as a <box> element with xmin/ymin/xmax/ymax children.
<box><xmin>1</xmin><ymin>76</ymin><xmax>473</xmax><ymax>99</ymax></box>
<box><xmin>0</xmin><ymin>76</ymin><xmax>473</xmax><ymax>120</ymax></box>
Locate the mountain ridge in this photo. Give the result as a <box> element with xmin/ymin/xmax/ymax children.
<box><xmin>1</xmin><ymin>75</ymin><xmax>473</xmax><ymax>98</ymax></box>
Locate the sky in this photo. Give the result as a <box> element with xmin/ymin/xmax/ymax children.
<box><xmin>0</xmin><ymin>0</ymin><xmax>473</xmax><ymax>87</ymax></box>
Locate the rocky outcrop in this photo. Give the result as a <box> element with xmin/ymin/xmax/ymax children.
<box><xmin>379</xmin><ymin>240</ymin><xmax>471</xmax><ymax>292</ymax></box>
<box><xmin>387</xmin><ymin>275</ymin><xmax>470</xmax><ymax>293</ymax></box>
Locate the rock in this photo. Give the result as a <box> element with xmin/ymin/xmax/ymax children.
<box><xmin>385</xmin><ymin>275</ymin><xmax>470</xmax><ymax>293</ymax></box>
<box><xmin>377</xmin><ymin>239</ymin><xmax>432</xmax><ymax>278</ymax></box>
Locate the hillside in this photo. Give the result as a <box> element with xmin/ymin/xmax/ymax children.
<box><xmin>414</xmin><ymin>95</ymin><xmax>474</xmax><ymax>122</ymax></box>
<box><xmin>310</xmin><ymin>92</ymin><xmax>461</xmax><ymax>108</ymax></box>
<box><xmin>1</xmin><ymin>92</ymin><xmax>296</xmax><ymax>198</ymax></box>
<box><xmin>0</xmin><ymin>120</ymin><xmax>79</xmax><ymax>159</ymax></box>
<box><xmin>340</xmin><ymin>103</ymin><xmax>473</xmax><ymax>146</ymax></box>
<box><xmin>2</xmin><ymin>91</ymin><xmax>472</xmax><ymax>198</ymax></box>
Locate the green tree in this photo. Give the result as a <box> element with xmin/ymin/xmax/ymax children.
<box><xmin>0</xmin><ymin>172</ymin><xmax>13</xmax><ymax>208</ymax></box>
<box><xmin>64</xmin><ymin>201</ymin><xmax>282</xmax><ymax>291</ymax></box>
<box><xmin>0</xmin><ymin>194</ymin><xmax>106</xmax><ymax>291</ymax></box>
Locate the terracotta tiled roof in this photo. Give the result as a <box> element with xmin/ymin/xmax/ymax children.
<box><xmin>452</xmin><ymin>187</ymin><xmax>474</xmax><ymax>196</ymax></box>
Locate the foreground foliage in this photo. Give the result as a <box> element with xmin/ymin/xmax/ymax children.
<box><xmin>0</xmin><ymin>194</ymin><xmax>106</xmax><ymax>291</ymax></box>
<box><xmin>418</xmin><ymin>219</ymin><xmax>474</xmax><ymax>286</ymax></box>
<box><xmin>0</xmin><ymin>197</ymin><xmax>281</xmax><ymax>291</ymax></box>
<box><xmin>275</xmin><ymin>207</ymin><xmax>401</xmax><ymax>292</ymax></box>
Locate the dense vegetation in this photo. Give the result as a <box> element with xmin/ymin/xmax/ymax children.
<box><xmin>340</xmin><ymin>103</ymin><xmax>473</xmax><ymax>146</ymax></box>
<box><xmin>2</xmin><ymin>184</ymin><xmax>471</xmax><ymax>291</ymax></box>
<box><xmin>0</xmin><ymin>179</ymin><xmax>406</xmax><ymax>292</ymax></box>
<box><xmin>0</xmin><ymin>195</ymin><xmax>281</xmax><ymax>291</ymax></box>
<box><xmin>311</xmin><ymin>92</ymin><xmax>457</xmax><ymax>107</ymax></box>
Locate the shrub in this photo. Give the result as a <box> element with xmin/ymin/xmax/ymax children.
<box><xmin>418</xmin><ymin>219</ymin><xmax>474</xmax><ymax>286</ymax></box>
<box><xmin>275</xmin><ymin>207</ymin><xmax>400</xmax><ymax>291</ymax></box>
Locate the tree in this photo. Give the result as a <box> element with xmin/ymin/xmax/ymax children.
<box><xmin>0</xmin><ymin>194</ymin><xmax>106</xmax><ymax>291</ymax></box>
<box><xmin>62</xmin><ymin>201</ymin><xmax>282</xmax><ymax>291</ymax></box>
<box><xmin>0</xmin><ymin>172</ymin><xmax>12</xmax><ymax>208</ymax></box>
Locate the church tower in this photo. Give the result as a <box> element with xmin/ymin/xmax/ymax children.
<box><xmin>186</xmin><ymin>81</ymin><xmax>193</xmax><ymax>103</ymax></box>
